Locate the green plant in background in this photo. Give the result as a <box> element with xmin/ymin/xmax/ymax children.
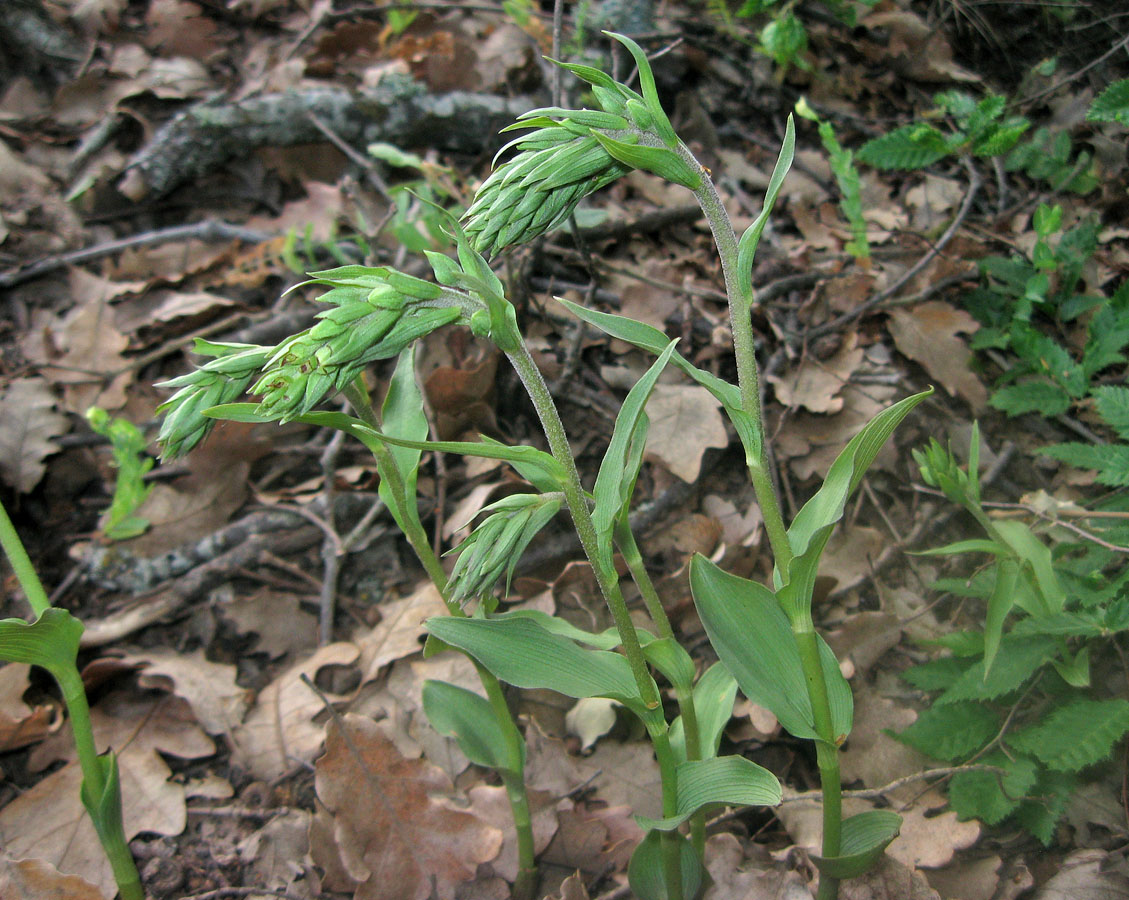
<box><xmin>1087</xmin><ymin>77</ymin><xmax>1129</xmax><ymax>127</ymax></box>
<box><xmin>85</xmin><ymin>407</ymin><xmax>153</xmax><ymax>540</ymax></box>
<box><xmin>156</xmin><ymin>33</ymin><xmax>933</xmax><ymax>900</ymax></box>
<box><xmin>795</xmin><ymin>97</ymin><xmax>869</xmax><ymax>260</ymax></box>
<box><xmin>727</xmin><ymin>0</ymin><xmax>879</xmax><ymax>72</ymax></box>
<box><xmin>0</xmin><ymin>502</ymin><xmax>144</xmax><ymax>900</ymax></box>
<box><xmin>858</xmin><ymin>90</ymin><xmax>1030</xmax><ymax>170</ymax></box>
<box><xmin>902</xmin><ymin>427</ymin><xmax>1129</xmax><ymax>842</ymax></box>
<box><xmin>962</xmin><ymin>201</ymin><xmax>1129</xmax><ymax>418</ymax></box>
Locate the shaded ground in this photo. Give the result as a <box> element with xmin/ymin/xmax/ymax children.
<box><xmin>0</xmin><ymin>1</ymin><xmax>1128</xmax><ymax>898</ymax></box>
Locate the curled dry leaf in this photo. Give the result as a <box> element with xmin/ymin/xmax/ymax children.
<box><xmin>0</xmin><ymin>378</ymin><xmax>70</xmax><ymax>493</ymax></box>
<box><xmin>313</xmin><ymin>714</ymin><xmax>503</xmax><ymax>900</ymax></box>
<box><xmin>644</xmin><ymin>383</ymin><xmax>729</xmax><ymax>482</ymax></box>
<box><xmin>231</xmin><ymin>642</ymin><xmax>360</xmax><ymax>781</ymax></box>
<box><xmin>0</xmin><ymin>662</ymin><xmax>61</xmax><ymax>751</ymax></box>
<box><xmin>0</xmin><ymin>856</ymin><xmax>109</xmax><ymax>900</ymax></box>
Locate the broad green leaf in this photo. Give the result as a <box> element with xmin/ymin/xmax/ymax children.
<box><xmin>378</xmin><ymin>348</ymin><xmax>428</xmax><ymax>533</ymax></box>
<box><xmin>857</xmin><ymin>124</ymin><xmax>949</xmax><ymax>170</ymax></box>
<box><xmin>1013</xmin><ymin>769</ymin><xmax>1075</xmax><ymax>845</ymax></box>
<box><xmin>984</xmin><ymin>558</ymin><xmax>1019</xmax><ymax>676</ymax></box>
<box><xmin>913</xmin><ymin>539</ymin><xmax>1005</xmax><ymax>557</ymax></box>
<box><xmin>498</xmin><ymin>609</ymin><xmax>624</xmax><ymax>649</ymax></box>
<box><xmin>811</xmin><ymin>810</ymin><xmax>902</xmax><ymax>879</ymax></box>
<box><xmin>426</xmin><ymin>615</ymin><xmax>661</xmax><ymax>725</ymax></box>
<box><xmin>1051</xmin><ymin>644</ymin><xmax>1090</xmax><ymax>687</ymax></box>
<box><xmin>593</xmin><ymin>340</ymin><xmax>678</xmax><ymax>555</ymax></box>
<box><xmin>627</xmin><ymin>830</ymin><xmax>704</xmax><ymax>900</ymax></box>
<box><xmin>812</xmin><ymin>808</ymin><xmax>898</xmax><ymax>876</ymax></box>
<box><xmin>668</xmin><ymin>661</ymin><xmax>737</xmax><ymax>763</ymax></box>
<box><xmin>901</xmin><ymin>656</ymin><xmax>973</xmax><ymax>691</ymax></box>
<box><xmin>1007</xmin><ymin>698</ymin><xmax>1129</xmax><ymax>771</ymax></box>
<box><xmin>422</xmin><ymin>680</ymin><xmax>519</xmax><ymax>774</ymax></box>
<box><xmin>778</xmin><ymin>390</ymin><xmax>932</xmax><ymax>622</ymax></box>
<box><xmin>949</xmin><ymin>752</ymin><xmax>1036</xmax><ymax>824</ymax></box>
<box><xmin>636</xmin><ymin>755</ymin><xmax>781</xmax><ymax>830</ymax></box>
<box><xmin>990</xmin><ymin>381</ymin><xmax>1071</xmax><ymax>417</ymax></box>
<box><xmin>690</xmin><ymin>555</ymin><xmax>851</xmax><ymax>742</ymax></box>
<box><xmin>554</xmin><ymin>298</ymin><xmax>762</xmax><ymax>460</ymax></box>
<box><xmin>736</xmin><ymin>115</ymin><xmax>795</xmax><ymax>307</ymax></box>
<box><xmin>895</xmin><ymin>702</ymin><xmax>998</xmax><ymax>761</ymax></box>
<box><xmin>0</xmin><ymin>608</ymin><xmax>83</xmax><ymax>676</ymax></box>
<box><xmin>607</xmin><ymin>32</ymin><xmax>681</xmax><ymax>149</ymax></box>
<box><xmin>79</xmin><ymin>750</ymin><xmax>136</xmax><ymax>895</ymax></box>
<box><xmin>1086</xmin><ymin>77</ymin><xmax>1129</xmax><ymax>126</ymax></box>
<box><xmin>642</xmin><ymin>637</ymin><xmax>696</xmax><ymax>695</ymax></box>
<box><xmin>591</xmin><ymin>133</ymin><xmax>702</xmax><ymax>189</ymax></box>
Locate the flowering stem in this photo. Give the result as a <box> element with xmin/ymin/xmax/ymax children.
<box><xmin>504</xmin><ymin>340</ymin><xmax>662</xmax><ymax>710</ymax></box>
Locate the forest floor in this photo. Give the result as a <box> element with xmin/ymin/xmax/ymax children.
<box><xmin>1</xmin><ymin>0</ymin><xmax>1128</xmax><ymax>898</ymax></box>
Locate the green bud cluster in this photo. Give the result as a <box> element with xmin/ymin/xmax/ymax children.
<box><xmin>250</xmin><ymin>267</ymin><xmax>460</xmax><ymax>423</ymax></box>
<box><xmin>463</xmin><ymin>33</ymin><xmax>702</xmax><ymax>258</ymax></box>
<box><xmin>447</xmin><ymin>492</ymin><xmax>563</xmax><ymax>604</ymax></box>
<box><xmin>156</xmin><ymin>341</ymin><xmax>275</xmax><ymax>459</ymax></box>
<box><xmin>913</xmin><ymin>437</ymin><xmax>980</xmax><ymax>509</ymax></box>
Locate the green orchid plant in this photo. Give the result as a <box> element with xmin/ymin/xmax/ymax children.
<box><xmin>157</xmin><ymin>33</ymin><xmax>929</xmax><ymax>900</ymax></box>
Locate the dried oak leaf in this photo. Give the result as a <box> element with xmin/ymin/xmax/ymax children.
<box><xmin>644</xmin><ymin>383</ymin><xmax>729</xmax><ymax>482</ymax></box>
<box><xmin>0</xmin><ymin>856</ymin><xmax>109</xmax><ymax>900</ymax></box>
<box><xmin>355</xmin><ymin>583</ymin><xmax>448</xmax><ymax>682</ymax></box>
<box><xmin>767</xmin><ymin>332</ymin><xmax>864</xmax><ymax>414</ymax></box>
<box><xmin>0</xmin><ymin>378</ymin><xmax>70</xmax><ymax>493</ymax></box>
<box><xmin>0</xmin><ymin>662</ymin><xmax>62</xmax><ymax>751</ymax></box>
<box><xmin>3</xmin><ymin>692</ymin><xmax>213</xmax><ymax>895</ymax></box>
<box><xmin>838</xmin><ymin>854</ymin><xmax>942</xmax><ymax>900</ymax></box>
<box><xmin>313</xmin><ymin>714</ymin><xmax>503</xmax><ymax>900</ymax></box>
<box><xmin>887</xmin><ymin>301</ymin><xmax>988</xmax><ymax>412</ymax></box>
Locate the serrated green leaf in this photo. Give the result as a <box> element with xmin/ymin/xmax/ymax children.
<box><xmin>938</xmin><ymin>636</ymin><xmax>1054</xmax><ymax>703</ymax></box>
<box><xmin>989</xmin><ymin>381</ymin><xmax>1072</xmax><ymax>417</ymax></box>
<box><xmin>1086</xmin><ymin>78</ymin><xmax>1129</xmax><ymax>126</ymax></box>
<box><xmin>812</xmin><ymin>810</ymin><xmax>902</xmax><ymax>879</ymax></box>
<box><xmin>858</xmin><ymin>124</ymin><xmax>949</xmax><ymax>170</ymax></box>
<box><xmin>690</xmin><ymin>555</ymin><xmax>851</xmax><ymax>742</ymax></box>
<box><xmin>1013</xmin><ymin>769</ymin><xmax>1075</xmax><ymax>844</ymax></box>
<box><xmin>636</xmin><ymin>755</ymin><xmax>781</xmax><ymax>831</ymax></box>
<box><xmin>1007</xmin><ymin>698</ymin><xmax>1129</xmax><ymax>771</ymax></box>
<box><xmin>901</xmin><ymin>656</ymin><xmax>974</xmax><ymax>691</ymax></box>
<box><xmin>628</xmin><ymin>829</ymin><xmax>704</xmax><ymax>900</ymax></box>
<box><xmin>949</xmin><ymin>752</ymin><xmax>1037</xmax><ymax>824</ymax></box>
<box><xmin>895</xmin><ymin>702</ymin><xmax>998</xmax><ymax>761</ymax></box>
<box><xmin>426</xmin><ymin>614</ymin><xmax>660</xmax><ymax>725</ymax></box>
<box><xmin>422</xmin><ymin>680</ymin><xmax>519</xmax><ymax>774</ymax></box>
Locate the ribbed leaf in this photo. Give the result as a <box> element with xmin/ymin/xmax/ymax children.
<box><xmin>636</xmin><ymin>755</ymin><xmax>781</xmax><ymax>831</ymax></box>
<box><xmin>984</xmin><ymin>558</ymin><xmax>1019</xmax><ymax>676</ymax></box>
<box><xmin>0</xmin><ymin>608</ymin><xmax>83</xmax><ymax>677</ymax></box>
<box><xmin>426</xmin><ymin>615</ymin><xmax>660</xmax><ymax>725</ymax></box>
<box><xmin>938</xmin><ymin>636</ymin><xmax>1054</xmax><ymax>704</ymax></box>
<box><xmin>690</xmin><ymin>555</ymin><xmax>851</xmax><ymax>742</ymax></box>
<box><xmin>1086</xmin><ymin>78</ymin><xmax>1129</xmax><ymax>125</ymax></box>
<box><xmin>627</xmin><ymin>830</ymin><xmax>704</xmax><ymax>900</ymax></box>
<box><xmin>858</xmin><ymin>124</ymin><xmax>949</xmax><ymax>170</ymax></box>
<box><xmin>811</xmin><ymin>810</ymin><xmax>902</xmax><ymax>879</ymax></box>
<box><xmin>422</xmin><ymin>680</ymin><xmax>518</xmax><ymax>774</ymax></box>
<box><xmin>607</xmin><ymin>32</ymin><xmax>680</xmax><ymax>148</ymax></box>
<box><xmin>591</xmin><ymin>133</ymin><xmax>702</xmax><ymax>189</ymax></box>
<box><xmin>1007</xmin><ymin>698</ymin><xmax>1129</xmax><ymax>771</ymax></box>
<box><xmin>949</xmin><ymin>752</ymin><xmax>1036</xmax><ymax>824</ymax></box>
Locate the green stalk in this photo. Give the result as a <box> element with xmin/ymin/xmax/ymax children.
<box><xmin>651</xmin><ymin>728</ymin><xmax>686</xmax><ymax>900</ymax></box>
<box><xmin>794</xmin><ymin>627</ymin><xmax>843</xmax><ymax>900</ymax></box>
<box><xmin>342</xmin><ymin>376</ymin><xmax>539</xmax><ymax>894</ymax></box>
<box><xmin>504</xmin><ymin>341</ymin><xmax>661</xmax><ymax>711</ymax></box>
<box><xmin>0</xmin><ymin>501</ymin><xmax>144</xmax><ymax>900</ymax></box>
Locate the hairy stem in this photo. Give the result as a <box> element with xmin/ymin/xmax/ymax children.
<box><xmin>505</xmin><ymin>340</ymin><xmax>661</xmax><ymax>710</ymax></box>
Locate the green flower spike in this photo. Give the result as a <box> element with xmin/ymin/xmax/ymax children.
<box><xmin>447</xmin><ymin>493</ymin><xmax>563</xmax><ymax>605</ymax></box>
<box><xmin>156</xmin><ymin>340</ymin><xmax>274</xmax><ymax>459</ymax></box>
<box><xmin>250</xmin><ymin>272</ymin><xmax>460</xmax><ymax>423</ymax></box>
<box><xmin>462</xmin><ymin>32</ymin><xmax>701</xmax><ymax>258</ymax></box>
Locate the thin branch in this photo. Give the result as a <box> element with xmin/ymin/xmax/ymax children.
<box><xmin>783</xmin><ymin>764</ymin><xmax>1008</xmax><ymax>803</ymax></box>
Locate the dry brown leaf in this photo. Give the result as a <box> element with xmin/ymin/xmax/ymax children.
<box><xmin>889</xmin><ymin>790</ymin><xmax>981</xmax><ymax>870</ymax></box>
<box><xmin>464</xmin><ymin>784</ymin><xmax>559</xmax><ymax>883</ymax></box>
<box><xmin>887</xmin><ymin>302</ymin><xmax>987</xmax><ymax>411</ymax></box>
<box><xmin>702</xmin><ymin>494</ymin><xmax>763</xmax><ymax>546</ymax></box>
<box><xmin>313</xmin><ymin>714</ymin><xmax>503</xmax><ymax>900</ymax></box>
<box><xmin>218</xmin><ymin>587</ymin><xmax>319</xmax><ymax>659</ymax></box>
<box><xmin>825</xmin><ymin>611</ymin><xmax>903</xmax><ymax>679</ymax></box>
<box><xmin>817</xmin><ymin>525</ymin><xmax>886</xmax><ymax>596</ymax></box>
<box><xmin>838</xmin><ymin>689</ymin><xmax>925</xmax><ymax>791</ymax></box>
<box><xmin>924</xmin><ymin>854</ymin><xmax>1002</xmax><ymax>900</ymax></box>
<box><xmin>118</xmin><ymin>648</ymin><xmax>250</xmax><ymax>737</ymax></box>
<box><xmin>143</xmin><ymin>0</ymin><xmax>222</xmax><ymax>58</ymax></box>
<box><xmin>0</xmin><ymin>378</ymin><xmax>70</xmax><ymax>493</ymax></box>
<box><xmin>443</xmin><ymin>480</ymin><xmax>509</xmax><ymax>541</ymax></box>
<box><xmin>1033</xmin><ymin>849</ymin><xmax>1129</xmax><ymax>900</ymax></box>
<box><xmin>553</xmin><ymin>872</ymin><xmax>592</xmax><ymax>900</ymax></box>
<box><xmin>702</xmin><ymin>833</ymin><xmax>811</xmax><ymax>900</ymax></box>
<box><xmin>237</xmin><ymin>808</ymin><xmax>318</xmax><ymax>898</ymax></box>
<box><xmin>644</xmin><ymin>383</ymin><xmax>729</xmax><ymax>482</ymax></box>
<box><xmin>0</xmin><ymin>856</ymin><xmax>109</xmax><ymax>900</ymax></box>
<box><xmin>838</xmin><ymin>854</ymin><xmax>942</xmax><ymax>900</ymax></box>
<box><xmin>355</xmin><ymin>583</ymin><xmax>448</xmax><ymax>682</ymax></box>
<box><xmin>769</xmin><ymin>333</ymin><xmax>864</xmax><ymax>414</ymax></box>
<box><xmin>232</xmin><ymin>642</ymin><xmax>359</xmax><ymax>781</ymax></box>
<box><xmin>22</xmin><ymin>297</ymin><xmax>132</xmax><ymax>413</ymax></box>
<box><xmin>776</xmin><ymin>383</ymin><xmax>895</xmax><ymax>481</ymax></box>
<box><xmin>861</xmin><ymin>9</ymin><xmax>978</xmax><ymax>83</ymax></box>
<box><xmin>0</xmin><ymin>663</ymin><xmax>61</xmax><ymax>751</ymax></box>
<box><xmin>6</xmin><ymin>693</ymin><xmax>213</xmax><ymax>895</ymax></box>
